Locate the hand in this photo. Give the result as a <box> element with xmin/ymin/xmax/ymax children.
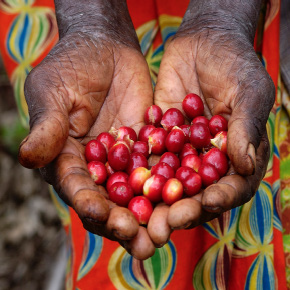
<box><xmin>18</xmin><ymin>30</ymin><xmax>157</xmax><ymax>259</ymax></box>
<box><xmin>147</xmin><ymin>3</ymin><xmax>274</xmax><ymax>245</ymax></box>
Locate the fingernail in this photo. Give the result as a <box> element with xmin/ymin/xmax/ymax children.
<box><xmin>155</xmin><ymin>243</ymin><xmax>165</xmax><ymax>248</ymax></box>
<box><xmin>247</xmin><ymin>143</ymin><xmax>256</xmax><ymax>175</ymax></box>
<box><xmin>85</xmin><ymin>217</ymin><xmax>104</xmax><ymax>225</ymax></box>
<box><xmin>202</xmin><ymin>206</ymin><xmax>222</xmax><ymax>213</ymax></box>
<box><xmin>113</xmin><ymin>229</ymin><xmax>130</xmax><ymax>240</ymax></box>
<box><xmin>171</xmin><ymin>221</ymin><xmax>192</xmax><ymax>230</ymax></box>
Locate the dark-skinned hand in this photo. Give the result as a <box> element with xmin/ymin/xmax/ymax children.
<box><xmin>18</xmin><ymin>31</ymin><xmax>158</xmax><ymax>259</ymax></box>
<box><xmin>147</xmin><ymin>2</ymin><xmax>274</xmax><ymax>246</ymax></box>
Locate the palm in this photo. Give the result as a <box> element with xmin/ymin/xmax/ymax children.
<box><xmin>155</xmin><ymin>34</ymin><xmax>268</xmax><ymax>118</ymax></box>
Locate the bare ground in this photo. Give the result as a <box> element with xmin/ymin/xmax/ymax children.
<box><xmin>0</xmin><ymin>57</ymin><xmax>66</xmax><ymax>290</ymax></box>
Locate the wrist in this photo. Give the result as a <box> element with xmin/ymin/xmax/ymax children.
<box><xmin>54</xmin><ymin>0</ymin><xmax>139</xmax><ymax>49</ymax></box>
<box><xmin>178</xmin><ymin>0</ymin><xmax>262</xmax><ymax>43</ymax></box>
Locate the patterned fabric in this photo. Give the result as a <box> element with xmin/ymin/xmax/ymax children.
<box><xmin>0</xmin><ymin>0</ymin><xmax>289</xmax><ymax>289</ymax></box>
<box><xmin>280</xmin><ymin>82</ymin><xmax>290</xmax><ymax>289</ymax></box>
<box><xmin>0</xmin><ymin>0</ymin><xmax>58</xmax><ymax>126</ymax></box>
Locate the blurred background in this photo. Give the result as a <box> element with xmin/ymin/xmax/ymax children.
<box><xmin>0</xmin><ymin>56</ymin><xmax>66</xmax><ymax>290</ymax></box>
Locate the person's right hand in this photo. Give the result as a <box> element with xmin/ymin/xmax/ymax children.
<box><xmin>18</xmin><ymin>4</ymin><xmax>156</xmax><ymax>259</ymax></box>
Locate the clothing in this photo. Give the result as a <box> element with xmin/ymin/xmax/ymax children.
<box><xmin>0</xmin><ymin>0</ymin><xmax>289</xmax><ymax>288</ymax></box>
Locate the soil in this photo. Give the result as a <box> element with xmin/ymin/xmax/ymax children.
<box><xmin>0</xmin><ymin>57</ymin><xmax>66</xmax><ymax>290</ymax></box>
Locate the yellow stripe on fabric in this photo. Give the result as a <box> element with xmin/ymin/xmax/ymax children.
<box><xmin>233</xmin><ymin>182</ymin><xmax>273</xmax><ymax>259</ymax></box>
<box><xmin>194</xmin><ymin>227</ymin><xmax>235</xmax><ymax>289</ymax></box>
<box><xmin>9</xmin><ymin>15</ymin><xmax>24</xmax><ymax>62</ymax></box>
<box><xmin>108</xmin><ymin>247</ymin><xmax>136</xmax><ymax>290</ymax></box>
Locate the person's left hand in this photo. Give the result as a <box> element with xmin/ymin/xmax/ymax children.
<box><xmin>147</xmin><ymin>22</ymin><xmax>274</xmax><ymax>246</ymax></box>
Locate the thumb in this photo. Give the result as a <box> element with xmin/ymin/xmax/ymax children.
<box><xmin>227</xmin><ymin>73</ymin><xmax>275</xmax><ymax>176</ymax></box>
<box><xmin>18</xmin><ymin>113</ymin><xmax>69</xmax><ymax>169</ymax></box>
<box><xmin>18</xmin><ymin>71</ymin><xmax>69</xmax><ymax>169</ymax></box>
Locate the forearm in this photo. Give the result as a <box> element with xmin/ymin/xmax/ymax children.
<box><xmin>180</xmin><ymin>0</ymin><xmax>262</xmax><ymax>42</ymax></box>
<box><xmin>54</xmin><ymin>0</ymin><xmax>139</xmax><ymax>48</ymax></box>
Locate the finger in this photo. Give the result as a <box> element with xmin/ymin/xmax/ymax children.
<box><xmin>54</xmin><ymin>150</ymin><xmax>111</xmax><ymax>223</ymax></box>
<box><xmin>78</xmin><ymin>195</ymin><xmax>139</xmax><ymax>241</ymax></box>
<box><xmin>42</xmin><ymin>137</ymin><xmax>140</xmax><ymax>240</ymax></box>
<box><xmin>106</xmin><ymin>207</ymin><xmax>139</xmax><ymax>240</ymax></box>
<box><xmin>202</xmin><ymin>133</ymin><xmax>270</xmax><ymax>212</ymax></box>
<box><xmin>18</xmin><ymin>68</ymin><xmax>69</xmax><ymax>169</ymax></box>
<box><xmin>227</xmin><ymin>62</ymin><xmax>275</xmax><ymax>176</ymax></box>
<box><xmin>121</xmin><ymin>227</ymin><xmax>156</xmax><ymax>260</ymax></box>
<box><xmin>167</xmin><ymin>193</ymin><xmax>219</xmax><ymax>230</ymax></box>
<box><xmin>147</xmin><ymin>203</ymin><xmax>172</xmax><ymax>247</ymax></box>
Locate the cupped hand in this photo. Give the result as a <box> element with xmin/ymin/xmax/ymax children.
<box><xmin>18</xmin><ymin>32</ymin><xmax>156</xmax><ymax>259</ymax></box>
<box><xmin>148</xmin><ymin>29</ymin><xmax>274</xmax><ymax>245</ymax></box>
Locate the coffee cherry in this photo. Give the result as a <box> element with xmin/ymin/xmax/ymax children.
<box><xmin>179</xmin><ymin>143</ymin><xmax>198</xmax><ymax>161</ymax></box>
<box><xmin>159</xmin><ymin>152</ymin><xmax>180</xmax><ymax>172</ymax></box>
<box><xmin>182</xmin><ymin>93</ymin><xmax>204</xmax><ymax>119</ymax></box>
<box><xmin>128</xmin><ymin>167</ymin><xmax>151</xmax><ymax>195</ymax></box>
<box><xmin>108</xmin><ymin>182</ymin><xmax>134</xmax><ymax>207</ymax></box>
<box><xmin>202</xmin><ymin>148</ymin><xmax>228</xmax><ymax>177</ymax></box>
<box><xmin>183</xmin><ymin>172</ymin><xmax>202</xmax><ymax>196</ymax></box>
<box><xmin>208</xmin><ymin>115</ymin><xmax>228</xmax><ymax>136</ymax></box>
<box><xmin>191</xmin><ymin>116</ymin><xmax>209</xmax><ymax>127</ymax></box>
<box><xmin>138</xmin><ymin>125</ymin><xmax>155</xmax><ymax>143</ymax></box>
<box><xmin>143</xmin><ymin>174</ymin><xmax>167</xmax><ymax>203</ymax></box>
<box><xmin>106</xmin><ymin>171</ymin><xmax>129</xmax><ymax>191</ymax></box>
<box><xmin>165</xmin><ymin>126</ymin><xmax>186</xmax><ymax>153</ymax></box>
<box><xmin>198</xmin><ymin>163</ymin><xmax>220</xmax><ymax>187</ymax></box>
<box><xmin>96</xmin><ymin>132</ymin><xmax>115</xmax><ymax>153</ymax></box>
<box><xmin>105</xmin><ymin>161</ymin><xmax>115</xmax><ymax>176</ymax></box>
<box><xmin>109</xmin><ymin>126</ymin><xmax>138</xmax><ymax>142</ymax></box>
<box><xmin>162</xmin><ymin>178</ymin><xmax>183</xmax><ymax>205</ymax></box>
<box><xmin>148</xmin><ymin>128</ymin><xmax>168</xmax><ymax>155</ymax></box>
<box><xmin>180</xmin><ymin>124</ymin><xmax>191</xmax><ymax>143</ymax></box>
<box><xmin>175</xmin><ymin>166</ymin><xmax>195</xmax><ymax>183</ymax></box>
<box><xmin>211</xmin><ymin>131</ymin><xmax>227</xmax><ymax>154</ymax></box>
<box><xmin>181</xmin><ymin>154</ymin><xmax>202</xmax><ymax>172</ymax></box>
<box><xmin>87</xmin><ymin>161</ymin><xmax>107</xmax><ymax>185</ymax></box>
<box><xmin>85</xmin><ymin>140</ymin><xmax>107</xmax><ymax>163</ymax></box>
<box><xmin>107</xmin><ymin>142</ymin><xmax>130</xmax><ymax>171</ymax></box>
<box><xmin>126</xmin><ymin>152</ymin><xmax>149</xmax><ymax>175</ymax></box>
<box><xmin>189</xmin><ymin>122</ymin><xmax>211</xmax><ymax>149</ymax></box>
<box><xmin>133</xmin><ymin>141</ymin><xmax>149</xmax><ymax>158</ymax></box>
<box><xmin>161</xmin><ymin>108</ymin><xmax>185</xmax><ymax>131</ymax></box>
<box><xmin>151</xmin><ymin>162</ymin><xmax>175</xmax><ymax>180</ymax></box>
<box><xmin>144</xmin><ymin>105</ymin><xmax>163</xmax><ymax>127</ymax></box>
<box><xmin>128</xmin><ymin>196</ymin><xmax>153</xmax><ymax>225</ymax></box>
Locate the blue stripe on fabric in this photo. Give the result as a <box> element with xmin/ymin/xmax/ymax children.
<box><xmin>163</xmin><ymin>241</ymin><xmax>177</xmax><ymax>288</ymax></box>
<box><xmin>208</xmin><ymin>252</ymin><xmax>219</xmax><ymax>290</ymax></box>
<box><xmin>229</xmin><ymin>207</ymin><xmax>239</xmax><ymax>229</ymax></box>
<box><xmin>255</xmin><ymin>192</ymin><xmax>265</xmax><ymax>244</ymax></box>
<box><xmin>127</xmin><ymin>256</ymin><xmax>143</xmax><ymax>287</ymax></box>
<box><xmin>163</xmin><ymin>31</ymin><xmax>176</xmax><ymax>42</ymax></box>
<box><xmin>263</xmin><ymin>256</ymin><xmax>271</xmax><ymax>289</ymax></box>
<box><xmin>152</xmin><ymin>43</ymin><xmax>164</xmax><ymax>56</ymax></box>
<box><xmin>19</xmin><ymin>14</ymin><xmax>29</xmax><ymax>58</ymax></box>
<box><xmin>245</xmin><ymin>257</ymin><xmax>258</xmax><ymax>290</ymax></box>
<box><xmin>202</xmin><ymin>223</ymin><xmax>219</xmax><ymax>239</ymax></box>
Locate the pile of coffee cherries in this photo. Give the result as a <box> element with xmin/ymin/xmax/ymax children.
<box><xmin>85</xmin><ymin>94</ymin><xmax>228</xmax><ymax>225</ymax></box>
